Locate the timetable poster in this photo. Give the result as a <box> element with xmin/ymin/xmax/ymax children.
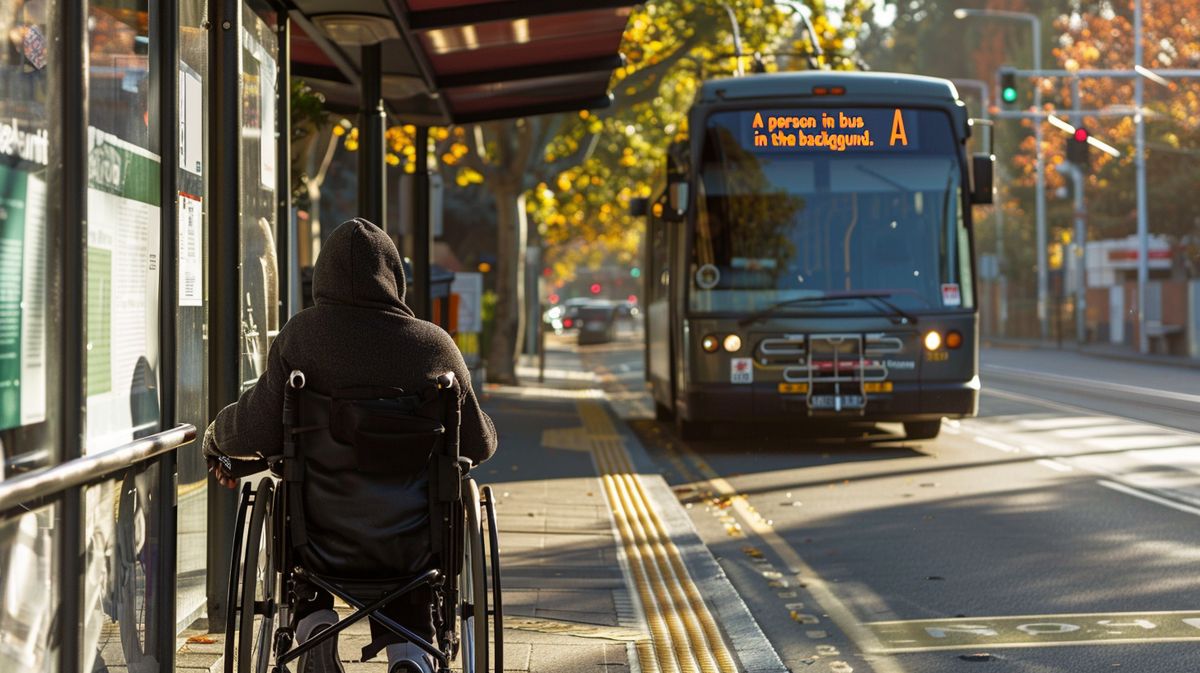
<box><xmin>85</xmin><ymin>128</ymin><xmax>162</xmax><ymax>453</ymax></box>
<box><xmin>0</xmin><ymin>165</ymin><xmax>47</xmax><ymax>431</ymax></box>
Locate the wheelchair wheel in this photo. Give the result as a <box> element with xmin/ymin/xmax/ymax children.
<box><xmin>460</xmin><ymin>478</ymin><xmax>488</xmax><ymax>673</ymax></box>
<box><xmin>225</xmin><ymin>478</ymin><xmax>276</xmax><ymax>673</ymax></box>
<box><xmin>481</xmin><ymin>486</ymin><xmax>503</xmax><ymax>672</ymax></box>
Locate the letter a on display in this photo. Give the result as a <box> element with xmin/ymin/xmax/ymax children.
<box><xmin>752</xmin><ymin>112</ymin><xmax>764</xmax><ymax>129</ymax></box>
<box><xmin>890</xmin><ymin>109</ymin><xmax>909</xmax><ymax>147</ymax></box>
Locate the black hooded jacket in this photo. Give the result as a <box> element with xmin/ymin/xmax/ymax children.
<box><xmin>205</xmin><ymin>218</ymin><xmax>496</xmax><ymax>467</ymax></box>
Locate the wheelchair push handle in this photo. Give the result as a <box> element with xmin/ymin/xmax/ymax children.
<box><xmin>288</xmin><ymin>370</ymin><xmax>307</xmax><ymax>389</ymax></box>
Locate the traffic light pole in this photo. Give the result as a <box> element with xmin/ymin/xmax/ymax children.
<box><xmin>1134</xmin><ymin>0</ymin><xmax>1149</xmax><ymax>353</ymax></box>
<box><xmin>1070</xmin><ymin>76</ymin><xmax>1087</xmax><ymax>345</ymax></box>
<box><xmin>1030</xmin><ymin>19</ymin><xmax>1047</xmax><ymax>341</ymax></box>
<box><xmin>997</xmin><ymin>65</ymin><xmax>1200</xmax><ymax>352</ymax></box>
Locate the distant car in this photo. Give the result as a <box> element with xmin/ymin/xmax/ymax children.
<box><xmin>548</xmin><ymin>298</ymin><xmax>605</xmax><ymax>333</ymax></box>
<box><xmin>576</xmin><ymin>303</ymin><xmax>619</xmax><ymax>345</ymax></box>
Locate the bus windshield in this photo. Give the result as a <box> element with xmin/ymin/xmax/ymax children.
<box><xmin>691</xmin><ymin>107</ymin><xmax>973</xmax><ymax>314</ymax></box>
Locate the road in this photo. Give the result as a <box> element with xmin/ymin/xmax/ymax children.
<box><xmin>574</xmin><ymin>334</ymin><xmax>1200</xmax><ymax>673</ymax></box>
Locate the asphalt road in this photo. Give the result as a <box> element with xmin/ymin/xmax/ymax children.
<box><xmin>575</xmin><ymin>335</ymin><xmax>1200</xmax><ymax>673</ymax></box>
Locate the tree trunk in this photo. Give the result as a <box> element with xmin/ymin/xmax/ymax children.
<box><xmin>486</xmin><ymin>184</ymin><xmax>526</xmax><ymax>384</ymax></box>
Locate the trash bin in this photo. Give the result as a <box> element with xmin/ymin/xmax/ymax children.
<box><xmin>402</xmin><ymin>259</ymin><xmax>455</xmax><ymax>329</ymax></box>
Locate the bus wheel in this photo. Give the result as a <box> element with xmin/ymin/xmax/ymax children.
<box><xmin>655</xmin><ymin>402</ymin><xmax>674</xmax><ymax>422</ymax></box>
<box><xmin>676</xmin><ymin>417</ymin><xmax>708</xmax><ymax>441</ymax></box>
<box><xmin>904</xmin><ymin>420</ymin><xmax>942</xmax><ymax>441</ymax></box>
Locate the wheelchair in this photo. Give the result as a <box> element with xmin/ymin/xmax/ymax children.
<box><xmin>224</xmin><ymin>369</ymin><xmax>502</xmax><ymax>673</ymax></box>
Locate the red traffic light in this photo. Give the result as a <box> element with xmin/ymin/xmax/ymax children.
<box><xmin>548</xmin><ymin>293</ymin><xmax>560</xmax><ymax>304</ymax></box>
<box><xmin>590</xmin><ymin>283</ymin><xmax>601</xmax><ymax>294</ymax></box>
<box><xmin>1073</xmin><ymin>128</ymin><xmax>1089</xmax><ymax>143</ymax></box>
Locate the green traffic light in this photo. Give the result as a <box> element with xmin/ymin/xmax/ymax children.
<box><xmin>1002</xmin><ymin>87</ymin><xmax>1018</xmax><ymax>103</ymax></box>
<box><xmin>630</xmin><ymin>267</ymin><xmax>641</xmax><ymax>278</ymax></box>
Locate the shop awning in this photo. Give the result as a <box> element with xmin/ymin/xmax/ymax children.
<box><xmin>287</xmin><ymin>1</ymin><xmax>636</xmax><ymax>125</ymax></box>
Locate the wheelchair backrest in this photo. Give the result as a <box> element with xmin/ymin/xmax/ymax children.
<box><xmin>281</xmin><ymin>371</ymin><xmax>461</xmax><ymax>580</ymax></box>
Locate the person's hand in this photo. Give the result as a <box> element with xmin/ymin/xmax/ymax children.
<box><xmin>207</xmin><ymin>456</ymin><xmax>238</xmax><ymax>490</ymax></box>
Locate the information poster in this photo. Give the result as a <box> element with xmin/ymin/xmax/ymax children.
<box><xmin>85</xmin><ymin>128</ymin><xmax>161</xmax><ymax>453</ymax></box>
<box><xmin>0</xmin><ymin>165</ymin><xmax>47</xmax><ymax>431</ymax></box>
<box><xmin>243</xmin><ymin>22</ymin><xmax>277</xmax><ymax>191</ymax></box>
<box><xmin>258</xmin><ymin>46</ymin><xmax>276</xmax><ymax>191</ymax></box>
<box><xmin>179</xmin><ymin>65</ymin><xmax>203</xmax><ymax>176</ymax></box>
<box><xmin>177</xmin><ymin>192</ymin><xmax>203</xmax><ymax>306</ymax></box>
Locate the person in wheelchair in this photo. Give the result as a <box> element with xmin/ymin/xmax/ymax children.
<box><xmin>203</xmin><ymin>218</ymin><xmax>497</xmax><ymax>673</ymax></box>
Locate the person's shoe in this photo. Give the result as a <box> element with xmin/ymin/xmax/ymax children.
<box><xmin>295</xmin><ymin>609</ymin><xmax>345</xmax><ymax>673</ymax></box>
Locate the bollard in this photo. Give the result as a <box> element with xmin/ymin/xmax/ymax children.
<box><xmin>538</xmin><ymin>304</ymin><xmax>547</xmax><ymax>383</ymax></box>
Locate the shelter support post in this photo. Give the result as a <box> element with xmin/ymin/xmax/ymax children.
<box><xmin>207</xmin><ymin>0</ymin><xmax>242</xmax><ymax>631</ymax></box>
<box><xmin>412</xmin><ymin>126</ymin><xmax>432</xmax><ymax>319</ymax></box>
<box><xmin>358</xmin><ymin>42</ymin><xmax>385</xmax><ymax>228</ymax></box>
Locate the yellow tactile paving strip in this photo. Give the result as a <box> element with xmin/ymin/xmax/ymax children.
<box><xmin>577</xmin><ymin>399</ymin><xmax>737</xmax><ymax>673</ymax></box>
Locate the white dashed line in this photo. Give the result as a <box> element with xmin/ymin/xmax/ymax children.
<box><xmin>1035</xmin><ymin>459</ymin><xmax>1073</xmax><ymax>473</ymax></box>
<box><xmin>974</xmin><ymin>436</ymin><xmax>1020</xmax><ymax>453</ymax></box>
<box><xmin>1098</xmin><ymin>480</ymin><xmax>1200</xmax><ymax>518</ymax></box>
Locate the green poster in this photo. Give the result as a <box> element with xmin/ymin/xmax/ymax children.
<box><xmin>0</xmin><ymin>166</ymin><xmax>28</xmax><ymax>431</ymax></box>
<box><xmin>86</xmin><ymin>248</ymin><xmax>112</xmax><ymax>397</ymax></box>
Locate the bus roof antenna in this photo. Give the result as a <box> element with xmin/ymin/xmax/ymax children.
<box><xmin>719</xmin><ymin>2</ymin><xmax>745</xmax><ymax>77</ymax></box>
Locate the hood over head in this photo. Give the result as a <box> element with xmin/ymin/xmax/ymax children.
<box><xmin>313</xmin><ymin>218</ymin><xmax>413</xmax><ymax>316</ymax></box>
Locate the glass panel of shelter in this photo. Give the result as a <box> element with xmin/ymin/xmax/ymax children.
<box><xmin>0</xmin><ymin>0</ymin><xmax>61</xmax><ymax>480</ymax></box>
<box><xmin>175</xmin><ymin>0</ymin><xmax>210</xmax><ymax>631</ymax></box>
<box><xmin>82</xmin><ymin>0</ymin><xmax>166</xmax><ymax>669</ymax></box>
<box><xmin>239</xmin><ymin>0</ymin><xmax>280</xmax><ymax>390</ymax></box>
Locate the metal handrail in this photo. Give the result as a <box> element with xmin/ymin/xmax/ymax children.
<box><xmin>0</xmin><ymin>423</ymin><xmax>197</xmax><ymax>514</ymax></box>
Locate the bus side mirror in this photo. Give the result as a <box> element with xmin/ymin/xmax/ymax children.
<box><xmin>629</xmin><ymin>196</ymin><xmax>649</xmax><ymax>217</ymax></box>
<box><xmin>664</xmin><ymin>181</ymin><xmax>688</xmax><ymax>222</ymax></box>
<box><xmin>971</xmin><ymin>153</ymin><xmax>994</xmax><ymax>205</ymax></box>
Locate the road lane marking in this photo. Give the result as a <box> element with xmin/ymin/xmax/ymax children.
<box><xmin>1035</xmin><ymin>459</ymin><xmax>1072</xmax><ymax>473</ymax></box>
<box><xmin>673</xmin><ymin>445</ymin><xmax>907</xmax><ymax>673</ymax></box>
<box><xmin>1097</xmin><ymin>480</ymin><xmax>1200</xmax><ymax>518</ymax></box>
<box><xmin>981</xmin><ymin>387</ymin><xmax>1200</xmax><ymax>440</ymax></box>
<box><xmin>983</xmin><ymin>364</ymin><xmax>1200</xmax><ymax>406</ymax></box>
<box><xmin>973</xmin><ymin>436</ymin><xmax>1020</xmax><ymax>453</ymax></box>
<box><xmin>867</xmin><ymin>611</ymin><xmax>1200</xmax><ymax>652</ymax></box>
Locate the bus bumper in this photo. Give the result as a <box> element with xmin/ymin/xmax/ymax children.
<box><xmin>679</xmin><ymin>380</ymin><xmax>978</xmax><ymax>423</ymax></box>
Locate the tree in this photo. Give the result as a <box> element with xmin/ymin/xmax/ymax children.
<box><xmin>333</xmin><ymin>0</ymin><xmax>876</xmax><ymax>383</ymax></box>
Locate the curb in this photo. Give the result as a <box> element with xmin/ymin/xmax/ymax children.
<box><xmin>982</xmin><ymin>339</ymin><xmax>1200</xmax><ymax>370</ymax></box>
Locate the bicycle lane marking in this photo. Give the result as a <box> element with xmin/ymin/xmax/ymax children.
<box><xmin>867</xmin><ymin>611</ymin><xmax>1200</xmax><ymax>652</ymax></box>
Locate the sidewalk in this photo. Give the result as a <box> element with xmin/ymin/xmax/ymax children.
<box><xmin>180</xmin><ymin>340</ymin><xmax>778</xmax><ymax>672</ymax></box>
<box><xmin>983</xmin><ymin>336</ymin><xmax>1200</xmax><ymax>370</ymax></box>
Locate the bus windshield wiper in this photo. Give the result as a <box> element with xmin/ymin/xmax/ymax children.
<box><xmin>737</xmin><ymin>291</ymin><xmax>918</xmax><ymax>327</ymax></box>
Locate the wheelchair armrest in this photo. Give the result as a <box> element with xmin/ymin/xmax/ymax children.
<box><xmin>457</xmin><ymin>456</ymin><xmax>475</xmax><ymax>474</ymax></box>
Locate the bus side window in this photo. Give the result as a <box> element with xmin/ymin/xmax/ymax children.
<box><xmin>649</xmin><ymin>195</ymin><xmax>670</xmax><ymax>300</ymax></box>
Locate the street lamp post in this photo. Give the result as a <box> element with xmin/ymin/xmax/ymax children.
<box><xmin>955</xmin><ymin>8</ymin><xmax>1046</xmax><ymax>339</ymax></box>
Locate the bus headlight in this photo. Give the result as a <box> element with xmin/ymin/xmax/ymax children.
<box><xmin>923</xmin><ymin>330</ymin><xmax>942</xmax><ymax>351</ymax></box>
<box><xmin>723</xmin><ymin>334</ymin><xmax>742</xmax><ymax>352</ymax></box>
<box><xmin>945</xmin><ymin>330</ymin><xmax>963</xmax><ymax>349</ymax></box>
<box><xmin>701</xmin><ymin>335</ymin><xmax>720</xmax><ymax>353</ymax></box>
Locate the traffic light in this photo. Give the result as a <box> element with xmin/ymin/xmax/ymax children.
<box><xmin>1000</xmin><ymin>70</ymin><xmax>1018</xmax><ymax>108</ymax></box>
<box><xmin>630</xmin><ymin>267</ymin><xmax>641</xmax><ymax>279</ymax></box>
<box><xmin>590</xmin><ymin>283</ymin><xmax>601</xmax><ymax>295</ymax></box>
<box><xmin>1067</xmin><ymin>127</ymin><xmax>1090</xmax><ymax>171</ymax></box>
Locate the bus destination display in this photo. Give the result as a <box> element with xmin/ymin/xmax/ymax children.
<box><xmin>744</xmin><ymin>108</ymin><xmax>920</xmax><ymax>153</ymax></box>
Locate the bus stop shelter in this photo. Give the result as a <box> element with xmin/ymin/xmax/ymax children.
<box><xmin>287</xmin><ymin>0</ymin><xmax>636</xmax><ymax>318</ymax></box>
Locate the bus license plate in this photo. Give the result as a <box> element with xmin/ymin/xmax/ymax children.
<box><xmin>809</xmin><ymin>395</ymin><xmax>864</xmax><ymax>410</ymax></box>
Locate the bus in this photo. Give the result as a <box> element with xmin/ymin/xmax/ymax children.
<box><xmin>634</xmin><ymin>71</ymin><xmax>993</xmax><ymax>441</ymax></box>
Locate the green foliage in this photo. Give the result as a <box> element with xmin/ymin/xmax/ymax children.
<box><xmin>479</xmin><ymin>289</ymin><xmax>498</xmax><ymax>361</ymax></box>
